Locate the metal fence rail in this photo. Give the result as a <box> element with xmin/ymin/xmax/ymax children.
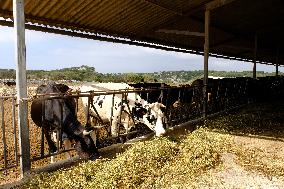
<box><xmin>0</xmin><ymin>96</ymin><xmax>18</xmax><ymax>172</ymax></box>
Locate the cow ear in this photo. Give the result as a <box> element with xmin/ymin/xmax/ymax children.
<box><xmin>159</xmin><ymin>103</ymin><xmax>166</xmax><ymax>108</ymax></box>
<box><xmin>148</xmin><ymin>103</ymin><xmax>155</xmax><ymax>109</ymax></box>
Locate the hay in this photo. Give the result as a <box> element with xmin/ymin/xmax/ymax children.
<box><xmin>19</xmin><ymin>101</ymin><xmax>284</xmax><ymax>188</ymax></box>
<box><xmin>24</xmin><ymin>129</ymin><xmax>231</xmax><ymax>189</ymax></box>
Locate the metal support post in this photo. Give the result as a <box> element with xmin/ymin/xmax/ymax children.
<box><xmin>13</xmin><ymin>0</ymin><xmax>31</xmax><ymax>177</ymax></box>
<box><xmin>203</xmin><ymin>9</ymin><xmax>210</xmax><ymax>117</ymax></box>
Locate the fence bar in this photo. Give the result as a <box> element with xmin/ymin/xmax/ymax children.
<box><xmin>117</xmin><ymin>93</ymin><xmax>125</xmax><ymax>136</ymax></box>
<box><xmin>40</xmin><ymin>127</ymin><xmax>45</xmax><ymax>158</ymax></box>
<box><xmin>12</xmin><ymin>97</ymin><xmax>19</xmax><ymax>166</ymax></box>
<box><xmin>86</xmin><ymin>96</ymin><xmax>91</xmax><ymax>125</ymax></box>
<box><xmin>0</xmin><ymin>165</ymin><xmax>18</xmax><ymax>172</ymax></box>
<box><xmin>1</xmin><ymin>99</ymin><xmax>8</xmax><ymax>169</ymax></box>
<box><xmin>276</xmin><ymin>48</ymin><xmax>279</xmax><ymax>76</ymax></box>
<box><xmin>40</xmin><ymin>101</ymin><xmax>45</xmax><ymax>158</ymax></box>
<box><xmin>57</xmin><ymin>102</ymin><xmax>64</xmax><ymax>156</ymax></box>
<box><xmin>26</xmin><ymin>86</ymin><xmax>192</xmax><ymax>101</ymax></box>
<box><xmin>110</xmin><ymin>94</ymin><xmax>115</xmax><ymax>122</ymax></box>
<box><xmin>253</xmin><ymin>34</ymin><xmax>257</xmax><ymax>79</ymax></box>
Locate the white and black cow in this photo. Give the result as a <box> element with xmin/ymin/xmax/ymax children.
<box><xmin>31</xmin><ymin>83</ymin><xmax>98</xmax><ymax>161</ymax></box>
<box><xmin>80</xmin><ymin>83</ymin><xmax>167</xmax><ymax>137</ymax></box>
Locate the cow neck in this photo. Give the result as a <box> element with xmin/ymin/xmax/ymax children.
<box><xmin>63</xmin><ymin>113</ymin><xmax>83</xmax><ymax>134</ymax></box>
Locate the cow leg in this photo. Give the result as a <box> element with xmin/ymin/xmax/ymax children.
<box><xmin>50</xmin><ymin>132</ymin><xmax>57</xmax><ymax>163</ymax></box>
<box><xmin>110</xmin><ymin>106</ymin><xmax>121</xmax><ymax>137</ymax></box>
<box><xmin>43</xmin><ymin>127</ymin><xmax>57</xmax><ymax>154</ymax></box>
<box><xmin>61</xmin><ymin>132</ymin><xmax>72</xmax><ymax>159</ymax></box>
<box><xmin>122</xmin><ymin>113</ymin><xmax>133</xmax><ymax>138</ymax></box>
<box><xmin>63</xmin><ymin>139</ymin><xmax>72</xmax><ymax>159</ymax></box>
<box><xmin>111</xmin><ymin>115</ymin><xmax>119</xmax><ymax>137</ymax></box>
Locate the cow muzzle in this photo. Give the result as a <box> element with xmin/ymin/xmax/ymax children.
<box><xmin>154</xmin><ymin>120</ymin><xmax>166</xmax><ymax>137</ymax></box>
<box><xmin>83</xmin><ymin>130</ymin><xmax>94</xmax><ymax>135</ymax></box>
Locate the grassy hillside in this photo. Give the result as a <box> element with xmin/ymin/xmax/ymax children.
<box><xmin>1</xmin><ymin>65</ymin><xmax>282</xmax><ymax>84</ymax></box>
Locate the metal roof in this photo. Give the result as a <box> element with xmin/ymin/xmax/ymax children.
<box><xmin>0</xmin><ymin>0</ymin><xmax>283</xmax><ymax>66</ymax></box>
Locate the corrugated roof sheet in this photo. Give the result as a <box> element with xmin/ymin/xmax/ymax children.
<box><xmin>0</xmin><ymin>0</ymin><xmax>283</xmax><ymax>66</ymax></box>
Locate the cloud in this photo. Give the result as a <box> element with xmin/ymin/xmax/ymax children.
<box><xmin>173</xmin><ymin>52</ymin><xmax>202</xmax><ymax>60</ymax></box>
<box><xmin>51</xmin><ymin>41</ymin><xmax>149</xmax><ymax>59</ymax></box>
<box><xmin>0</xmin><ymin>26</ymin><xmax>55</xmax><ymax>44</ymax></box>
<box><xmin>140</xmin><ymin>46</ymin><xmax>202</xmax><ymax>61</ymax></box>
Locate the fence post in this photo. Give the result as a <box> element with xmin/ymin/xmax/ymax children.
<box><xmin>13</xmin><ymin>0</ymin><xmax>31</xmax><ymax>177</ymax></box>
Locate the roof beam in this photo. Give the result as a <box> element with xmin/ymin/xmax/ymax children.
<box><xmin>138</xmin><ymin>0</ymin><xmax>247</xmax><ymax>46</ymax></box>
<box><xmin>137</xmin><ymin>0</ymin><xmax>211</xmax><ymax>35</ymax></box>
<box><xmin>143</xmin><ymin>0</ymin><xmax>182</xmax><ymax>16</ymax></box>
<box><xmin>205</xmin><ymin>0</ymin><xmax>236</xmax><ymax>11</ymax></box>
<box><xmin>221</xmin><ymin>45</ymin><xmax>253</xmax><ymax>51</ymax></box>
<box><xmin>156</xmin><ymin>29</ymin><xmax>204</xmax><ymax>37</ymax></box>
<box><xmin>1</xmin><ymin>19</ymin><xmax>272</xmax><ymax>65</ymax></box>
<box><xmin>0</xmin><ymin>19</ymin><xmax>202</xmax><ymax>54</ymax></box>
<box><xmin>190</xmin><ymin>14</ymin><xmax>252</xmax><ymax>41</ymax></box>
<box><xmin>210</xmin><ymin>36</ymin><xmax>236</xmax><ymax>48</ymax></box>
<box><xmin>0</xmin><ymin>9</ymin><xmax>137</xmax><ymax>41</ymax></box>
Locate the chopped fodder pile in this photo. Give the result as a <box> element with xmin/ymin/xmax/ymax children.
<box><xmin>23</xmin><ymin>129</ymin><xmax>231</xmax><ymax>189</ymax></box>
<box><xmin>144</xmin><ymin>130</ymin><xmax>232</xmax><ymax>188</ymax></box>
<box><xmin>14</xmin><ymin>100</ymin><xmax>284</xmax><ymax>188</ymax></box>
<box><xmin>205</xmin><ymin>101</ymin><xmax>284</xmax><ymax>137</ymax></box>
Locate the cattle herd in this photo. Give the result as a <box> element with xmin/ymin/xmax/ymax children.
<box><xmin>1</xmin><ymin>76</ymin><xmax>284</xmax><ymax>165</ymax></box>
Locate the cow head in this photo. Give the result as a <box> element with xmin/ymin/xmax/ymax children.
<box><xmin>133</xmin><ymin>102</ymin><xmax>166</xmax><ymax>137</ymax></box>
<box><xmin>73</xmin><ymin>125</ymin><xmax>98</xmax><ymax>160</ymax></box>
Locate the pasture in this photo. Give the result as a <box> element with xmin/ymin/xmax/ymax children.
<box><xmin>14</xmin><ymin>99</ymin><xmax>284</xmax><ymax>188</ymax></box>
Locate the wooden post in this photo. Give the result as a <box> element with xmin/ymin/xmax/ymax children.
<box><xmin>276</xmin><ymin>48</ymin><xmax>279</xmax><ymax>76</ymax></box>
<box><xmin>253</xmin><ymin>34</ymin><xmax>257</xmax><ymax>79</ymax></box>
<box><xmin>13</xmin><ymin>0</ymin><xmax>31</xmax><ymax>177</ymax></box>
<box><xmin>203</xmin><ymin>9</ymin><xmax>210</xmax><ymax>117</ymax></box>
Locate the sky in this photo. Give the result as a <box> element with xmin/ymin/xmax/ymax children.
<box><xmin>0</xmin><ymin>25</ymin><xmax>283</xmax><ymax>74</ymax></box>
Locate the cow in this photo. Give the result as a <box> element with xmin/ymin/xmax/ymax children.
<box><xmin>3</xmin><ymin>81</ymin><xmax>16</xmax><ymax>86</ymax></box>
<box><xmin>80</xmin><ymin>83</ymin><xmax>167</xmax><ymax>138</ymax></box>
<box><xmin>31</xmin><ymin>83</ymin><xmax>98</xmax><ymax>161</ymax></box>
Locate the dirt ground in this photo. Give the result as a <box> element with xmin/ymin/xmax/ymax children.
<box><xmin>192</xmin><ymin>135</ymin><xmax>284</xmax><ymax>188</ymax></box>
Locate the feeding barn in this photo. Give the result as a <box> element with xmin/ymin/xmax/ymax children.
<box><xmin>0</xmin><ymin>0</ymin><xmax>284</xmax><ymax>187</ymax></box>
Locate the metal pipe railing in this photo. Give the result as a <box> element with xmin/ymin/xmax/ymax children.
<box><xmin>0</xmin><ymin>77</ymin><xmax>284</xmax><ymax>174</ymax></box>
<box><xmin>1</xmin><ymin>98</ymin><xmax>8</xmax><ymax>170</ymax></box>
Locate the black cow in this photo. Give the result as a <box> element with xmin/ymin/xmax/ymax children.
<box><xmin>31</xmin><ymin>83</ymin><xmax>98</xmax><ymax>160</ymax></box>
<box><xmin>4</xmin><ymin>81</ymin><xmax>16</xmax><ymax>86</ymax></box>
